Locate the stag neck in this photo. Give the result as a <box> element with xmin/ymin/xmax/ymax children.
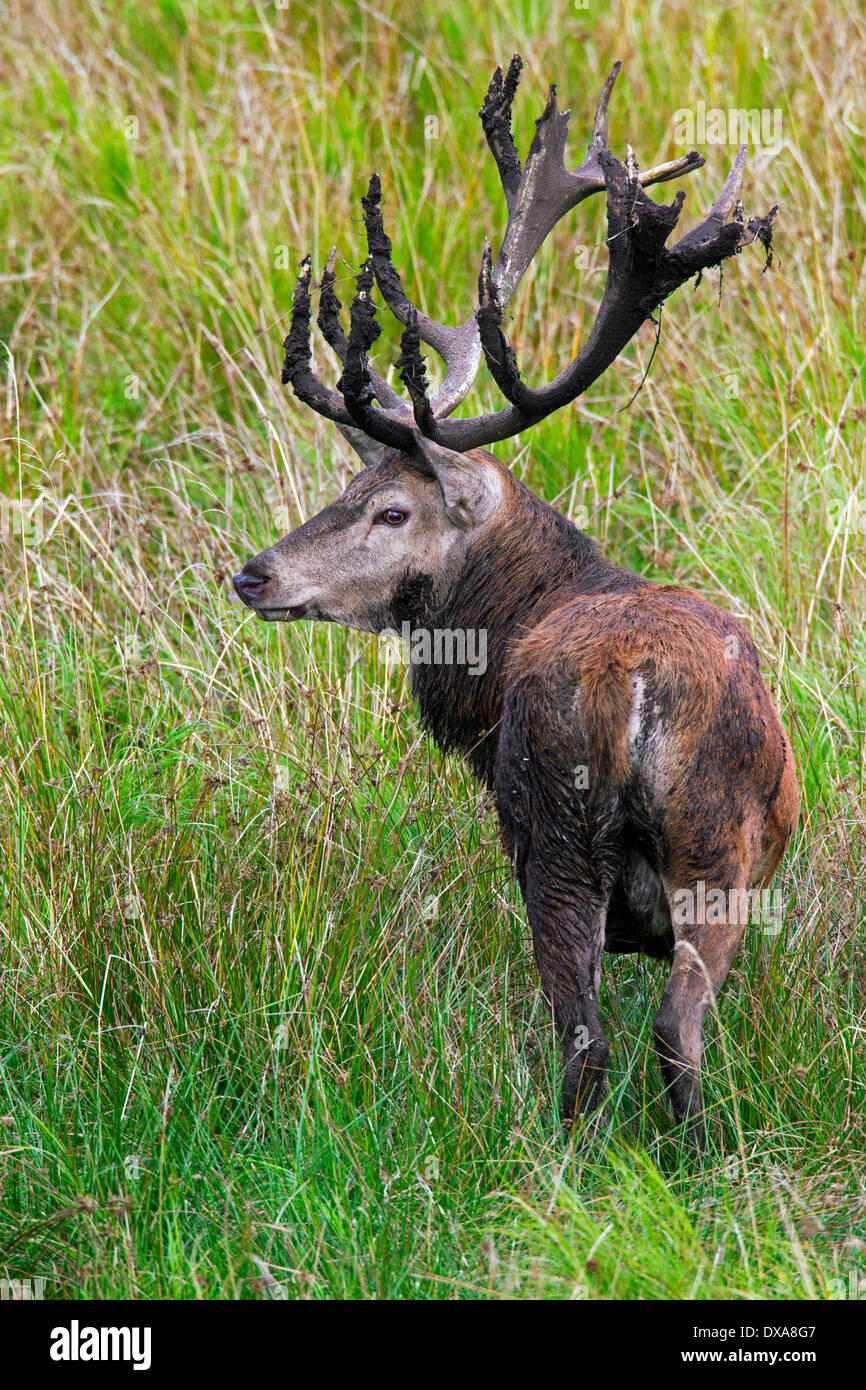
<box><xmin>397</xmin><ymin>476</ymin><xmax>641</xmax><ymax>786</ymax></box>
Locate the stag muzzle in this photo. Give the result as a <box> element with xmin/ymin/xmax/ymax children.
<box><xmin>233</xmin><ymin>561</ymin><xmax>312</xmax><ymax>621</ymax></box>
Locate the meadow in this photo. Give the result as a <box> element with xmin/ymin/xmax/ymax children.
<box><xmin>0</xmin><ymin>0</ymin><xmax>863</xmax><ymax>1299</ymax></box>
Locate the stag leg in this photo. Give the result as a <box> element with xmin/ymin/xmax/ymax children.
<box><xmin>652</xmin><ymin>871</ymin><xmax>751</xmax><ymax>1150</ymax></box>
<box><xmin>522</xmin><ymin>862</ymin><xmax>612</xmax><ymax>1126</ymax></box>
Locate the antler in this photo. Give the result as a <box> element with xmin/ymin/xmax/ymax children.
<box><xmin>282</xmin><ymin>57</ymin><xmax>778</xmax><ymax>455</ymax></box>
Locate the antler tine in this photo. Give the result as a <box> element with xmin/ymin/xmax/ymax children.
<box><xmin>443</xmin><ymin>144</ymin><xmax>777</xmax><ymax>451</ymax></box>
<box><xmin>362</xmin><ymin>175</ymin><xmax>456</xmax><ymax>358</ymax></box>
<box><xmin>709</xmin><ymin>144</ymin><xmax>749</xmax><ymax>222</ymax></box>
<box><xmin>476</xmin><ymin>240</ymin><xmax>529</xmax><ymax>412</ymax></box>
<box><xmin>317</xmin><ymin>246</ymin><xmax>407</xmax><ymax>412</ymax></box>
<box><xmin>587</xmin><ymin>60</ymin><xmax>620</xmax><ymax>155</ymax></box>
<box><xmin>396</xmin><ymin>307</ymin><xmax>436</xmax><ymax>435</ymax></box>
<box><xmin>335</xmin><ymin>259</ymin><xmax>417</xmax><ymax>450</ymax></box>
<box><xmin>479</xmin><ymin>53</ymin><xmax>524</xmax><ymax>212</ymax></box>
<box><xmin>281</xmin><ymin>256</ymin><xmax>360</xmax><ymax>428</ymax></box>
<box><xmin>316</xmin><ymin>247</ymin><xmax>346</xmax><ymax>354</ymax></box>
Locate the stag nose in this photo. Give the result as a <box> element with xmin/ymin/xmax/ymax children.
<box><xmin>233</xmin><ymin>567</ymin><xmax>270</xmax><ymax>604</ymax></box>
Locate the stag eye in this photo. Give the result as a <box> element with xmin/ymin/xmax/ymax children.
<box><xmin>376</xmin><ymin>508</ymin><xmax>408</xmax><ymax>527</ymax></box>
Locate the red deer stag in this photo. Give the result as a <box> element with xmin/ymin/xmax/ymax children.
<box><xmin>234</xmin><ymin>58</ymin><xmax>799</xmax><ymax>1147</ymax></box>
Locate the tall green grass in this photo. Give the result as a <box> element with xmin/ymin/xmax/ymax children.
<box><xmin>0</xmin><ymin>0</ymin><xmax>863</xmax><ymax>1298</ymax></box>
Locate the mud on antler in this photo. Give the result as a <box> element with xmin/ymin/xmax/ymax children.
<box><xmin>281</xmin><ymin>56</ymin><xmax>778</xmax><ymax>455</ymax></box>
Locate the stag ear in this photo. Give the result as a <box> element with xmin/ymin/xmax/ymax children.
<box><xmin>336</xmin><ymin>422</ymin><xmax>388</xmax><ymax>468</ymax></box>
<box><xmin>411</xmin><ymin>437</ymin><xmax>502</xmax><ymax>529</ymax></box>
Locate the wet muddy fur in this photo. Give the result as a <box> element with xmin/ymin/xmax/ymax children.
<box><xmin>404</xmin><ymin>457</ymin><xmax>799</xmax><ymax>1146</ymax></box>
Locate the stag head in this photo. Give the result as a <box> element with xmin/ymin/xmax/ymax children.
<box><xmin>234</xmin><ymin>56</ymin><xmax>776</xmax><ymax>629</ymax></box>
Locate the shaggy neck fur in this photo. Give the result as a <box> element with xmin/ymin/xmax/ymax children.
<box><xmin>390</xmin><ymin>473</ymin><xmax>644</xmax><ymax>787</ymax></box>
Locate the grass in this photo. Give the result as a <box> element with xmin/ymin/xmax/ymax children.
<box><xmin>0</xmin><ymin>0</ymin><xmax>864</xmax><ymax>1299</ymax></box>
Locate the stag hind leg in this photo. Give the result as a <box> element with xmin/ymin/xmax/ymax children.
<box><xmin>521</xmin><ymin>858</ymin><xmax>613</xmax><ymax>1126</ymax></box>
<box><xmin>652</xmin><ymin>871</ymin><xmax>750</xmax><ymax>1150</ymax></box>
<box><xmin>653</xmin><ymin>755</ymin><xmax>799</xmax><ymax>1148</ymax></box>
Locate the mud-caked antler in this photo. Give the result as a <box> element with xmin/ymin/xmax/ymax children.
<box><xmin>282</xmin><ymin>56</ymin><xmax>778</xmax><ymax>456</ymax></box>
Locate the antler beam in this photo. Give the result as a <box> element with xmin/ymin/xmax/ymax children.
<box><xmin>281</xmin><ymin>58</ymin><xmax>777</xmax><ymax>456</ymax></box>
